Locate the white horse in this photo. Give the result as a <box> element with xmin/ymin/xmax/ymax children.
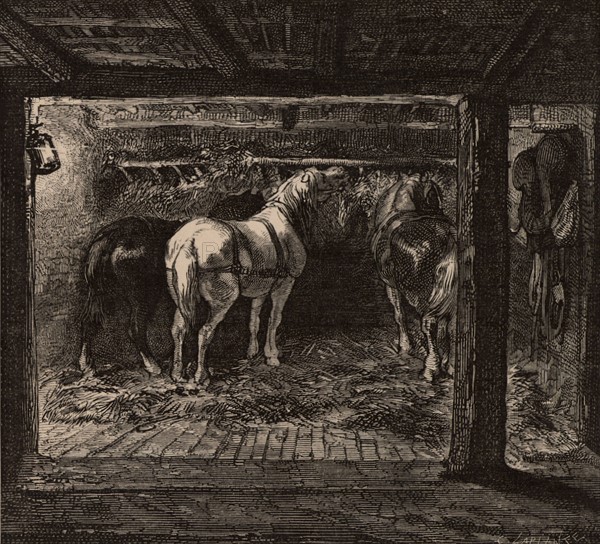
<box><xmin>165</xmin><ymin>167</ymin><xmax>348</xmax><ymax>386</ymax></box>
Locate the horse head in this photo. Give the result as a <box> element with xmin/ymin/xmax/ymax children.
<box><xmin>301</xmin><ymin>166</ymin><xmax>349</xmax><ymax>202</ymax></box>
<box><xmin>399</xmin><ymin>172</ymin><xmax>443</xmax><ymax>215</ymax></box>
<box><xmin>265</xmin><ymin>167</ymin><xmax>347</xmax><ymax>243</ymax></box>
<box><xmin>420</xmin><ymin>173</ymin><xmax>444</xmax><ymax>214</ymax></box>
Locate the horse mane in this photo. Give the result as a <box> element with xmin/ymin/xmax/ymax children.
<box><xmin>265</xmin><ymin>169</ymin><xmax>318</xmax><ymax>243</ymax></box>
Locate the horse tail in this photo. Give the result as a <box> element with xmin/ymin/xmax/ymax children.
<box><xmin>427</xmin><ymin>238</ymin><xmax>457</xmax><ymax>319</ymax></box>
<box><xmin>80</xmin><ymin>235</ymin><xmax>115</xmax><ymax>331</ymax></box>
<box><xmin>166</xmin><ymin>252</ymin><xmax>198</xmax><ymax>329</ymax></box>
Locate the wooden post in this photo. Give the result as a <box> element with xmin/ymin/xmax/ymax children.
<box><xmin>582</xmin><ymin>110</ymin><xmax>600</xmax><ymax>453</ymax></box>
<box><xmin>448</xmin><ymin>95</ymin><xmax>510</xmax><ymax>476</ymax></box>
<box><xmin>1</xmin><ymin>94</ymin><xmax>38</xmax><ymax>483</ymax></box>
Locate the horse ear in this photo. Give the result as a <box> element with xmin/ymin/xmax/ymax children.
<box><xmin>433</xmin><ymin>181</ymin><xmax>443</xmax><ymax>204</ymax></box>
<box><xmin>426</xmin><ymin>181</ymin><xmax>443</xmax><ymax>209</ymax></box>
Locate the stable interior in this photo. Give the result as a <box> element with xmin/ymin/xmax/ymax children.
<box><xmin>34</xmin><ymin>97</ymin><xmax>582</xmax><ymax>465</ymax></box>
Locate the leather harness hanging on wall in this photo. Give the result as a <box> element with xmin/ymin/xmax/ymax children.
<box><xmin>512</xmin><ymin>134</ymin><xmax>579</xmax><ymax>357</ymax></box>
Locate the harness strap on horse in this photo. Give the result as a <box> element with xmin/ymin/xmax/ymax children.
<box><xmin>255</xmin><ymin>217</ymin><xmax>288</xmax><ymax>277</ymax></box>
<box><xmin>226</xmin><ymin>221</ymin><xmax>242</xmax><ymax>273</ymax></box>
<box><xmin>221</xmin><ymin>219</ymin><xmax>289</xmax><ymax>279</ymax></box>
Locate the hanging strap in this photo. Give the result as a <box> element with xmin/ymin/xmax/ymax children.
<box><xmin>255</xmin><ymin>217</ymin><xmax>288</xmax><ymax>278</ymax></box>
<box><xmin>226</xmin><ymin>221</ymin><xmax>243</xmax><ymax>274</ymax></box>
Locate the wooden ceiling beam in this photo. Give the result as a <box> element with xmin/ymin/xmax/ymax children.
<box><xmin>23</xmin><ymin>17</ymin><xmax>180</xmax><ymax>29</ymax></box>
<box><xmin>35</xmin><ymin>91</ymin><xmax>463</xmax><ymax>107</ymax></box>
<box><xmin>61</xmin><ymin>37</ymin><xmax>171</xmax><ymax>45</ymax></box>
<box><xmin>0</xmin><ymin>7</ymin><xmax>74</xmax><ymax>82</ymax></box>
<box><xmin>1</xmin><ymin>65</ymin><xmax>473</xmax><ymax>100</ymax></box>
<box><xmin>483</xmin><ymin>0</ymin><xmax>564</xmax><ymax>85</ymax></box>
<box><xmin>314</xmin><ymin>0</ymin><xmax>349</xmax><ymax>77</ymax></box>
<box><xmin>95</xmin><ymin>118</ymin><xmax>455</xmax><ymax>131</ymax></box>
<box><xmin>163</xmin><ymin>0</ymin><xmax>246</xmax><ymax>78</ymax></box>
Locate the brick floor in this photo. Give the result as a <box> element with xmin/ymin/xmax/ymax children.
<box><xmin>39</xmin><ymin>419</ymin><xmax>444</xmax><ymax>462</ymax></box>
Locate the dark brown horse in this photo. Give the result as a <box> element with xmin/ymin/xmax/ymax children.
<box><xmin>370</xmin><ymin>173</ymin><xmax>457</xmax><ymax>382</ymax></box>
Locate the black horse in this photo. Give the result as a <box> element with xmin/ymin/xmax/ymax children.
<box><xmin>79</xmin><ymin>189</ymin><xmax>267</xmax><ymax>377</ymax></box>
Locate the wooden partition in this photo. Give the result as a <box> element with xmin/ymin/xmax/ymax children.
<box><xmin>1</xmin><ymin>94</ymin><xmax>38</xmax><ymax>483</ymax></box>
<box><xmin>583</xmin><ymin>112</ymin><xmax>600</xmax><ymax>453</ymax></box>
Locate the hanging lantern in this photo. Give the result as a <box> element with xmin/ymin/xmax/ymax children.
<box><xmin>26</xmin><ymin>123</ymin><xmax>61</xmax><ymax>175</ymax></box>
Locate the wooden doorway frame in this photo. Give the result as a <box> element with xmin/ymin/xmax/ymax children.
<box><xmin>448</xmin><ymin>95</ymin><xmax>510</xmax><ymax>475</ymax></box>
<box><xmin>1</xmin><ymin>90</ymin><xmax>520</xmax><ymax>483</ymax></box>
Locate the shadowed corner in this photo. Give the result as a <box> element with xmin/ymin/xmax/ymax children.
<box><xmin>442</xmin><ymin>460</ymin><xmax>600</xmax><ymax>515</ymax></box>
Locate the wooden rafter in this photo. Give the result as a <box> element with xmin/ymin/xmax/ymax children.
<box><xmin>23</xmin><ymin>17</ymin><xmax>180</xmax><ymax>29</ymax></box>
<box><xmin>483</xmin><ymin>0</ymin><xmax>563</xmax><ymax>84</ymax></box>
<box><xmin>164</xmin><ymin>0</ymin><xmax>245</xmax><ymax>77</ymax></box>
<box><xmin>1</xmin><ymin>65</ymin><xmax>476</xmax><ymax>99</ymax></box>
<box><xmin>251</xmin><ymin>0</ymin><xmax>271</xmax><ymax>52</ymax></box>
<box><xmin>0</xmin><ymin>7</ymin><xmax>73</xmax><ymax>82</ymax></box>
<box><xmin>284</xmin><ymin>4</ymin><xmax>293</xmax><ymax>53</ymax></box>
<box><xmin>314</xmin><ymin>0</ymin><xmax>349</xmax><ymax>77</ymax></box>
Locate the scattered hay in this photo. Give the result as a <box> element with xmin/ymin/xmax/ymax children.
<box><xmin>506</xmin><ymin>349</ymin><xmax>579</xmax><ymax>461</ymax></box>
<box><xmin>107</xmin><ymin>143</ymin><xmax>262</xmax><ymax>220</ymax></box>
<box><xmin>41</xmin><ymin>326</ymin><xmax>451</xmax><ymax>451</ymax></box>
<box><xmin>41</xmin><ymin>329</ymin><xmax>579</xmax><ymax>460</ymax></box>
<box><xmin>41</xmin><ymin>369</ymin><xmax>202</xmax><ymax>425</ymax></box>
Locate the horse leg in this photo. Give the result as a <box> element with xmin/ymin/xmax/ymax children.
<box><xmin>421</xmin><ymin>316</ymin><xmax>441</xmax><ymax>382</ymax></box>
<box><xmin>385</xmin><ymin>285</ymin><xmax>411</xmax><ymax>354</ymax></box>
<box><xmin>79</xmin><ymin>323</ymin><xmax>97</xmax><ymax>377</ymax></box>
<box><xmin>437</xmin><ymin>316</ymin><xmax>452</xmax><ymax>376</ymax></box>
<box><xmin>265</xmin><ymin>278</ymin><xmax>295</xmax><ymax>367</ymax></box>
<box><xmin>248</xmin><ymin>295</ymin><xmax>267</xmax><ymax>359</ymax></box>
<box><xmin>170</xmin><ymin>309</ymin><xmax>187</xmax><ymax>382</ymax></box>
<box><xmin>79</xmin><ymin>292</ymin><xmax>105</xmax><ymax>377</ymax></box>
<box><xmin>194</xmin><ymin>287</ymin><xmax>238</xmax><ymax>386</ymax></box>
<box><xmin>128</xmin><ymin>296</ymin><xmax>162</xmax><ymax>376</ymax></box>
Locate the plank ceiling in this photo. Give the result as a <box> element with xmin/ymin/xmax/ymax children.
<box><xmin>0</xmin><ymin>0</ymin><xmax>596</xmax><ymax>94</ymax></box>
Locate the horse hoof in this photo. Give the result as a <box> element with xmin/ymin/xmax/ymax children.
<box><xmin>419</xmin><ymin>369</ymin><xmax>436</xmax><ymax>383</ymax></box>
<box><xmin>396</xmin><ymin>341</ymin><xmax>411</xmax><ymax>354</ymax></box>
<box><xmin>441</xmin><ymin>365</ymin><xmax>454</xmax><ymax>379</ymax></box>
<box><xmin>266</xmin><ymin>357</ymin><xmax>281</xmax><ymax>367</ymax></box>
<box><xmin>180</xmin><ymin>381</ymin><xmax>200</xmax><ymax>393</ymax></box>
<box><xmin>80</xmin><ymin>368</ymin><xmax>95</xmax><ymax>380</ymax></box>
<box><xmin>247</xmin><ymin>342</ymin><xmax>259</xmax><ymax>359</ymax></box>
<box><xmin>145</xmin><ymin>366</ymin><xmax>162</xmax><ymax>376</ymax></box>
<box><xmin>193</xmin><ymin>374</ymin><xmax>210</xmax><ymax>387</ymax></box>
